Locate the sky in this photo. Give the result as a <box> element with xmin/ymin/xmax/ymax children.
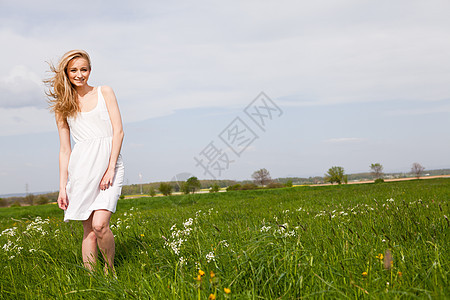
<box><xmin>0</xmin><ymin>0</ymin><xmax>449</xmax><ymax>195</ymax></box>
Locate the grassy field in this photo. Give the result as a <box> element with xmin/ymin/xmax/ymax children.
<box><xmin>0</xmin><ymin>179</ymin><xmax>448</xmax><ymax>299</ymax></box>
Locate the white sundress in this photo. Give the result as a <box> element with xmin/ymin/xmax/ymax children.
<box><xmin>64</xmin><ymin>86</ymin><xmax>124</xmax><ymax>222</ymax></box>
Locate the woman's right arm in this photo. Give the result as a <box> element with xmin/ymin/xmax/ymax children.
<box><xmin>56</xmin><ymin>114</ymin><xmax>71</xmax><ymax>210</ymax></box>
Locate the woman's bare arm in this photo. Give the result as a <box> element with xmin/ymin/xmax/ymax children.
<box><xmin>56</xmin><ymin>114</ymin><xmax>71</xmax><ymax>209</ymax></box>
<box><xmin>100</xmin><ymin>86</ymin><xmax>124</xmax><ymax>190</ymax></box>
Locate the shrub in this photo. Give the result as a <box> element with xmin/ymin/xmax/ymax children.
<box><xmin>10</xmin><ymin>201</ymin><xmax>21</xmax><ymax>207</ymax></box>
<box><xmin>266</xmin><ymin>182</ymin><xmax>284</xmax><ymax>189</ymax></box>
<box><xmin>180</xmin><ymin>182</ymin><xmax>190</xmax><ymax>195</ymax></box>
<box><xmin>285</xmin><ymin>180</ymin><xmax>293</xmax><ymax>187</ymax></box>
<box><xmin>35</xmin><ymin>196</ymin><xmax>49</xmax><ymax>205</ymax></box>
<box><xmin>209</xmin><ymin>183</ymin><xmax>220</xmax><ymax>193</ymax></box>
<box><xmin>226</xmin><ymin>184</ymin><xmax>241</xmax><ymax>191</ymax></box>
<box><xmin>148</xmin><ymin>186</ymin><xmax>156</xmax><ymax>197</ymax></box>
<box><xmin>240</xmin><ymin>183</ymin><xmax>258</xmax><ymax>190</ymax></box>
<box><xmin>119</xmin><ymin>195</ymin><xmax>125</xmax><ymax>200</ymax></box>
<box><xmin>374</xmin><ymin>178</ymin><xmax>385</xmax><ymax>184</ymax></box>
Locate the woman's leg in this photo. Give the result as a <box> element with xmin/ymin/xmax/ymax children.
<box><xmin>91</xmin><ymin>209</ymin><xmax>115</xmax><ymax>272</ymax></box>
<box><xmin>82</xmin><ymin>213</ymin><xmax>98</xmax><ymax>271</ymax></box>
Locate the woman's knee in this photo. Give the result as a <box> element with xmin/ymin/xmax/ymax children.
<box><xmin>92</xmin><ymin>222</ymin><xmax>108</xmax><ymax>237</ymax></box>
<box><xmin>91</xmin><ymin>210</ymin><xmax>112</xmax><ymax>237</ymax></box>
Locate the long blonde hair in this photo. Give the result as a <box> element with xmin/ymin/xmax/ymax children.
<box><xmin>45</xmin><ymin>50</ymin><xmax>92</xmax><ymax>120</ymax></box>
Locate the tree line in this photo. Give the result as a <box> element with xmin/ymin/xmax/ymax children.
<box><xmin>0</xmin><ymin>162</ymin><xmax>432</xmax><ymax>207</ymax></box>
<box><xmin>323</xmin><ymin>162</ymin><xmax>426</xmax><ymax>185</ymax></box>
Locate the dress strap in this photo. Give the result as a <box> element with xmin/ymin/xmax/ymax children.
<box><xmin>97</xmin><ymin>86</ymin><xmax>107</xmax><ymax>110</ymax></box>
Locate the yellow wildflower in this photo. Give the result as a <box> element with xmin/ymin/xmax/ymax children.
<box><xmin>398</xmin><ymin>271</ymin><xmax>402</xmax><ymax>277</ymax></box>
<box><xmin>140</xmin><ymin>234</ymin><xmax>144</xmax><ymax>237</ymax></box>
<box><xmin>376</xmin><ymin>253</ymin><xmax>383</xmax><ymax>260</ymax></box>
<box><xmin>224</xmin><ymin>288</ymin><xmax>231</xmax><ymax>294</ymax></box>
<box><xmin>194</xmin><ymin>274</ymin><xmax>202</xmax><ymax>281</ymax></box>
<box><xmin>210</xmin><ymin>271</ymin><xmax>215</xmax><ymax>278</ymax></box>
<box><xmin>198</xmin><ymin>269</ymin><xmax>205</xmax><ymax>276</ymax></box>
<box><xmin>362</xmin><ymin>271</ymin><xmax>368</xmax><ymax>277</ymax></box>
<box><xmin>208</xmin><ymin>294</ymin><xmax>216</xmax><ymax>300</ymax></box>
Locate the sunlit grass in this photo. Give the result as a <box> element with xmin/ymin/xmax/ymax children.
<box><xmin>0</xmin><ymin>179</ymin><xmax>449</xmax><ymax>299</ymax></box>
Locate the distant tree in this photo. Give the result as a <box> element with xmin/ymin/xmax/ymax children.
<box><xmin>159</xmin><ymin>183</ymin><xmax>172</xmax><ymax>196</ymax></box>
<box><xmin>411</xmin><ymin>163</ymin><xmax>425</xmax><ymax>179</ymax></box>
<box><xmin>24</xmin><ymin>194</ymin><xmax>35</xmax><ymax>206</ymax></box>
<box><xmin>0</xmin><ymin>198</ymin><xmax>6</xmax><ymax>207</ymax></box>
<box><xmin>180</xmin><ymin>182</ymin><xmax>190</xmax><ymax>194</ymax></box>
<box><xmin>325</xmin><ymin>166</ymin><xmax>345</xmax><ymax>184</ymax></box>
<box><xmin>209</xmin><ymin>183</ymin><xmax>220</xmax><ymax>193</ymax></box>
<box><xmin>148</xmin><ymin>186</ymin><xmax>156</xmax><ymax>197</ymax></box>
<box><xmin>370</xmin><ymin>163</ymin><xmax>384</xmax><ymax>179</ymax></box>
<box><xmin>185</xmin><ymin>176</ymin><xmax>201</xmax><ymax>194</ymax></box>
<box><xmin>285</xmin><ymin>180</ymin><xmax>293</xmax><ymax>187</ymax></box>
<box><xmin>252</xmin><ymin>168</ymin><xmax>272</xmax><ymax>186</ymax></box>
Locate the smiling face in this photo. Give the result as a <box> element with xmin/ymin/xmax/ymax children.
<box><xmin>66</xmin><ymin>57</ymin><xmax>91</xmax><ymax>87</ymax></box>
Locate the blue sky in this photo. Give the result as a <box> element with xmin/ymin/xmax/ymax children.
<box><xmin>0</xmin><ymin>0</ymin><xmax>449</xmax><ymax>195</ymax></box>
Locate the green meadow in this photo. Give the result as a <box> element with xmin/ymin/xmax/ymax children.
<box><xmin>0</xmin><ymin>179</ymin><xmax>448</xmax><ymax>299</ymax></box>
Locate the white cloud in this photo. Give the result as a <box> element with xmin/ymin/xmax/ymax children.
<box><xmin>0</xmin><ymin>65</ymin><xmax>45</xmax><ymax>108</ymax></box>
<box><xmin>0</xmin><ymin>0</ymin><xmax>450</xmax><ymax>137</ymax></box>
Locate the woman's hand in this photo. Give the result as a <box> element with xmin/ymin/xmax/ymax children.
<box><xmin>100</xmin><ymin>167</ymin><xmax>115</xmax><ymax>190</ymax></box>
<box><xmin>57</xmin><ymin>189</ymin><xmax>68</xmax><ymax>210</ymax></box>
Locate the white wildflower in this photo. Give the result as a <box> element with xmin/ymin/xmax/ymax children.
<box><xmin>183</xmin><ymin>218</ymin><xmax>193</xmax><ymax>228</ymax></box>
<box><xmin>260</xmin><ymin>225</ymin><xmax>271</xmax><ymax>232</ymax></box>
<box><xmin>283</xmin><ymin>230</ymin><xmax>296</xmax><ymax>238</ymax></box>
<box><xmin>206</xmin><ymin>251</ymin><xmax>215</xmax><ymax>263</ymax></box>
<box><xmin>219</xmin><ymin>240</ymin><xmax>229</xmax><ymax>247</ymax></box>
<box><xmin>0</xmin><ymin>227</ymin><xmax>18</xmax><ymax>237</ymax></box>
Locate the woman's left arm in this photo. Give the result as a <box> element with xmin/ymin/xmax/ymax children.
<box><xmin>100</xmin><ymin>86</ymin><xmax>124</xmax><ymax>190</ymax></box>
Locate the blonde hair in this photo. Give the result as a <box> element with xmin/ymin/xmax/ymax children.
<box><xmin>45</xmin><ymin>50</ymin><xmax>92</xmax><ymax>120</ymax></box>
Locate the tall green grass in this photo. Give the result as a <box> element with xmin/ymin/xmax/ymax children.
<box><xmin>0</xmin><ymin>179</ymin><xmax>448</xmax><ymax>299</ymax></box>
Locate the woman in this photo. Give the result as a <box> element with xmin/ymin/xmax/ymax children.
<box><xmin>46</xmin><ymin>50</ymin><xmax>124</xmax><ymax>273</ymax></box>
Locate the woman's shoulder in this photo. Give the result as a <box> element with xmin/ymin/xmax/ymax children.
<box><xmin>99</xmin><ymin>85</ymin><xmax>116</xmax><ymax>100</ymax></box>
<box><xmin>99</xmin><ymin>85</ymin><xmax>114</xmax><ymax>94</ymax></box>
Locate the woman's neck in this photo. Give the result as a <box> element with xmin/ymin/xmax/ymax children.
<box><xmin>75</xmin><ymin>84</ymin><xmax>94</xmax><ymax>97</ymax></box>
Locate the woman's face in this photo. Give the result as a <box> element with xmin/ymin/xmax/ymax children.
<box><xmin>67</xmin><ymin>57</ymin><xmax>91</xmax><ymax>87</ymax></box>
